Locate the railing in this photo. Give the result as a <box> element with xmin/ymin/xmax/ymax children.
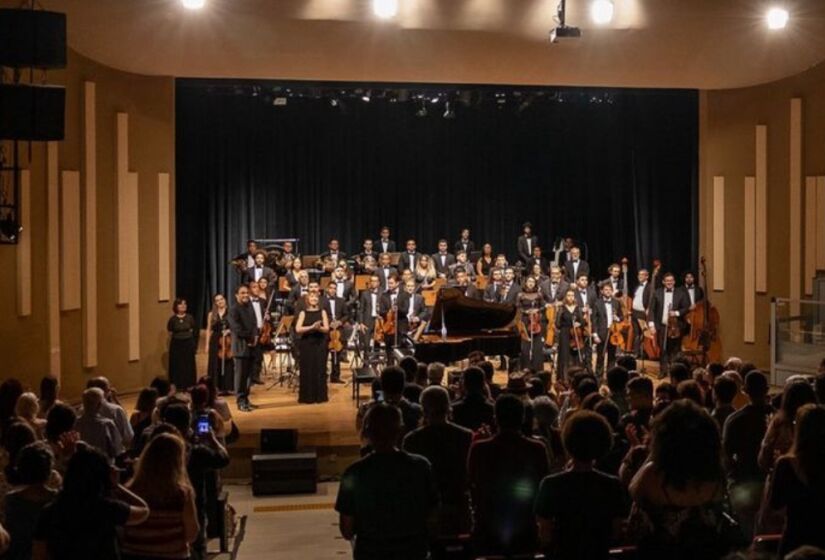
<box><xmin>771</xmin><ymin>298</ymin><xmax>825</xmax><ymax>385</ymax></box>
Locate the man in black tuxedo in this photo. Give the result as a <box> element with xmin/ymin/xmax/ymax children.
<box><xmin>331</xmin><ymin>264</ymin><xmax>356</xmax><ymax>303</ymax></box>
<box><xmin>396</xmin><ymin>279</ymin><xmax>427</xmax><ymax>339</ymax></box>
<box><xmin>681</xmin><ymin>271</ymin><xmax>705</xmax><ymax>308</ymax></box>
<box><xmin>399</xmin><ymin>239</ymin><xmax>419</xmax><ymax>271</ymax></box>
<box><xmin>541</xmin><ymin>265</ymin><xmax>568</xmax><ymax>302</ymax></box>
<box><xmin>630</xmin><ymin>268</ymin><xmax>654</xmax><ymax>357</ymax></box>
<box><xmin>449</xmin><ymin>269</ymin><xmax>480</xmax><ymax>299</ymax></box>
<box><xmin>484</xmin><ymin>269</ymin><xmax>504</xmax><ymax>303</ymax></box>
<box><xmin>318</xmin><ymin>238</ymin><xmax>347</xmax><ymax>271</ymax></box>
<box><xmin>516</xmin><ymin>222</ymin><xmax>539</xmax><ymax>265</ymax></box>
<box><xmin>648</xmin><ymin>272</ymin><xmax>691</xmax><ymax>376</ymax></box>
<box><xmin>528</xmin><ymin>245</ymin><xmax>549</xmax><ymax>274</ymax></box>
<box><xmin>228</xmin><ymin>285</ymin><xmax>259</xmax><ymax>412</ymax></box>
<box><xmin>605</xmin><ymin>263</ymin><xmax>624</xmax><ymax>297</ymax></box>
<box><xmin>244</xmin><ymin>239</ymin><xmax>259</xmax><ymax>269</ymax></box>
<box><xmin>592</xmin><ymin>281</ymin><xmax>623</xmax><ymax>377</ymax></box>
<box><xmin>378</xmin><ymin>274</ymin><xmax>402</xmax><ymax>360</ymax></box>
<box><xmin>454</xmin><ymin>228</ymin><xmax>475</xmax><ymax>255</ymax></box>
<box><xmin>287</xmin><ymin>271</ymin><xmax>311</xmax><ymax>313</ymax></box>
<box><xmin>563</xmin><ymin>246</ymin><xmax>590</xmax><ymax>283</ymax></box>
<box><xmin>375</xmin><ymin>226</ymin><xmax>396</xmax><ymax>254</ymax></box>
<box><xmin>498</xmin><ymin>268</ymin><xmax>520</xmax><ymax>305</ymax></box>
<box><xmin>376</xmin><ymin>252</ymin><xmax>398</xmax><ymax>291</ymax></box>
<box><xmin>242</xmin><ymin>251</ymin><xmax>276</xmax><ymax>285</ymax></box>
<box><xmin>573</xmin><ymin>274</ymin><xmax>597</xmax><ymax>311</ymax></box>
<box><xmin>357</xmin><ymin>239</ymin><xmax>379</xmax><ymax>272</ymax></box>
<box><xmin>432</xmin><ymin>239</ymin><xmax>456</xmax><ymax>278</ymax></box>
<box><xmin>357</xmin><ymin>275</ymin><xmax>383</xmax><ymax>350</ymax></box>
<box><xmin>323</xmin><ymin>281</ymin><xmax>351</xmax><ymax>383</ymax></box>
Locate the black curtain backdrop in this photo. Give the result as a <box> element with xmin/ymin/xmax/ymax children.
<box><xmin>176</xmin><ymin>81</ymin><xmax>698</xmax><ymax>322</ymax></box>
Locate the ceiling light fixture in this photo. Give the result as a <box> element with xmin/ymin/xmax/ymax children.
<box><xmin>766</xmin><ymin>7</ymin><xmax>789</xmax><ymax>29</ymax></box>
<box><xmin>373</xmin><ymin>0</ymin><xmax>399</xmax><ymax>20</ymax></box>
<box><xmin>590</xmin><ymin>0</ymin><xmax>614</xmax><ymax>25</ymax></box>
<box><xmin>181</xmin><ymin>0</ymin><xmax>206</xmax><ymax>10</ymax></box>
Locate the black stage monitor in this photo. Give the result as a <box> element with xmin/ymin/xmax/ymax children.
<box><xmin>0</xmin><ymin>9</ymin><xmax>67</xmax><ymax>69</ymax></box>
<box><xmin>0</xmin><ymin>84</ymin><xmax>65</xmax><ymax>141</ymax></box>
<box><xmin>260</xmin><ymin>428</ymin><xmax>298</xmax><ymax>453</ymax></box>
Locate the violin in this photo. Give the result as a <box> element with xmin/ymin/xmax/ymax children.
<box><xmin>328</xmin><ymin>321</ymin><xmax>343</xmax><ymax>352</ymax></box>
<box><xmin>609</xmin><ymin>321</ymin><xmax>625</xmax><ymax>348</ymax></box>
<box><xmin>258</xmin><ymin>291</ymin><xmax>277</xmax><ymax>345</ymax></box>
<box><xmin>666</xmin><ymin>303</ymin><xmax>682</xmax><ymax>339</ymax></box>
<box><xmin>528</xmin><ymin>308</ymin><xmax>542</xmax><ymax>336</ymax></box>
<box><xmin>217</xmin><ymin>329</ymin><xmax>233</xmax><ymax>360</ymax></box>
<box><xmin>374</xmin><ymin>305</ymin><xmax>397</xmax><ymax>342</ymax></box>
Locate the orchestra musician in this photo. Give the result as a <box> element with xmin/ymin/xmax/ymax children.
<box><xmin>376</xmin><ymin>226</ymin><xmax>396</xmax><ymax>254</ymax></box>
<box><xmin>592</xmin><ymin>281</ymin><xmax>623</xmax><ymax>377</ymax></box>
<box><xmin>648</xmin><ymin>272</ymin><xmax>690</xmax><ymax>376</ymax></box>
<box><xmin>563</xmin><ymin>246</ymin><xmax>590</xmax><ymax>283</ymax></box>
<box><xmin>527</xmin><ymin>263</ymin><xmax>547</xmax><ymax>287</ymax></box>
<box><xmin>573</xmin><ymin>274</ymin><xmax>596</xmax><ymax>367</ymax></box>
<box><xmin>555</xmin><ymin>288</ymin><xmax>585</xmax><ymax>382</ymax></box>
<box><xmin>528</xmin><ymin>245</ymin><xmax>549</xmax><ymax>272</ymax></box>
<box><xmin>206</xmin><ymin>293</ymin><xmax>235</xmax><ymax>394</ymax></box>
<box><xmin>323</xmin><ymin>281</ymin><xmax>351</xmax><ymax>384</ymax></box>
<box><xmin>489</xmin><ymin>254</ymin><xmax>509</xmax><ymax>279</ymax></box>
<box><xmin>555</xmin><ymin>237</ymin><xmax>575</xmax><ymax>265</ymax></box>
<box><xmin>243</xmin><ymin>239</ymin><xmax>259</xmax><ymax>269</ymax></box>
<box><xmin>257</xmin><ymin>276</ymin><xmax>274</xmax><ymax>302</ymax></box>
<box><xmin>414</xmin><ymin>254</ymin><xmax>438</xmax><ymax>289</ymax></box>
<box><xmin>242</xmin><ymin>251</ymin><xmax>276</xmax><ymax>285</ymax></box>
<box><xmin>284</xmin><ymin>258</ymin><xmax>303</xmax><ymax>288</ymax></box>
<box><xmin>294</xmin><ymin>291</ymin><xmax>330</xmax><ymax>404</ymax></box>
<box><xmin>498</xmin><ymin>268</ymin><xmax>520</xmax><ymax>305</ymax></box>
<box><xmin>227</xmin><ymin>284</ymin><xmax>259</xmax><ymax>412</ymax></box>
<box><xmin>476</xmin><ymin>243</ymin><xmax>494</xmax><ymax>278</ymax></box>
<box><xmin>331</xmin><ymin>264</ymin><xmax>356</xmax><ymax>303</ymax></box>
<box><xmin>377</xmin><ymin>252</ymin><xmax>398</xmax><ymax>291</ymax></box>
<box><xmin>378</xmin><ymin>274</ymin><xmax>402</xmax><ymax>359</ymax></box>
<box><xmin>399</xmin><ymin>239</ymin><xmax>420</xmax><ymax>271</ymax></box>
<box><xmin>432</xmin><ymin>239</ymin><xmax>456</xmax><ymax>278</ymax></box>
<box><xmin>630</xmin><ymin>268</ymin><xmax>653</xmax><ymax>357</ymax></box>
<box><xmin>357</xmin><ymin>274</ymin><xmax>383</xmax><ymax>350</ymax></box>
<box><xmin>517</xmin><ymin>222</ymin><xmax>539</xmax><ymax>265</ymax></box>
<box><xmin>449</xmin><ymin>269</ymin><xmax>480</xmax><ymax>299</ymax></box>
<box><xmin>682</xmin><ymin>271</ymin><xmax>705</xmax><ymax>308</ymax></box>
<box><xmin>449</xmin><ymin>251</ymin><xmax>476</xmax><ymax>280</ymax></box>
<box><xmin>484</xmin><ymin>268</ymin><xmax>504</xmax><ymax>303</ymax></box>
<box><xmin>318</xmin><ymin>237</ymin><xmax>347</xmax><ymax>272</ymax></box>
<box><xmin>360</xmin><ymin>254</ymin><xmax>378</xmax><ymax>275</ymax></box>
<box><xmin>605</xmin><ymin>263</ymin><xmax>623</xmax><ymax>296</ymax></box>
<box><xmin>517</xmin><ymin>276</ymin><xmax>549</xmax><ymax>372</ymax></box>
<box><xmin>541</xmin><ymin>265</ymin><xmax>569</xmax><ymax>303</ymax></box>
<box><xmin>275</xmin><ymin>240</ymin><xmax>298</xmax><ymax>274</ymax></box>
<box><xmin>248</xmin><ymin>280</ymin><xmax>269</xmax><ymax>385</ymax></box>
<box><xmin>396</xmin><ymin>279</ymin><xmax>427</xmax><ymax>339</ymax></box>
<box><xmin>355</xmin><ymin>238</ymin><xmax>379</xmax><ymax>273</ymax></box>
<box><xmin>287</xmin><ymin>270</ymin><xmax>311</xmax><ymax>313</ymax></box>
<box><xmin>454</xmin><ymin>228</ymin><xmax>475</xmax><ymax>255</ymax></box>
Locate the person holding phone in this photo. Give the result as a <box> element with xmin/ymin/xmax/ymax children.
<box><xmin>295</xmin><ymin>292</ymin><xmax>330</xmax><ymax>404</ymax></box>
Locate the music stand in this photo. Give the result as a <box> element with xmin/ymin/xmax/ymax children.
<box><xmin>268</xmin><ymin>315</ymin><xmax>296</xmax><ymax>389</ymax></box>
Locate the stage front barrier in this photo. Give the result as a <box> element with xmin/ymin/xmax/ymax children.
<box><xmin>771</xmin><ymin>298</ymin><xmax>825</xmax><ymax>385</ymax></box>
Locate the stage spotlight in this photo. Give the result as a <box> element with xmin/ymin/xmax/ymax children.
<box><xmin>590</xmin><ymin>0</ymin><xmax>614</xmax><ymax>25</ymax></box>
<box><xmin>181</xmin><ymin>0</ymin><xmax>206</xmax><ymax>10</ymax></box>
<box><xmin>373</xmin><ymin>0</ymin><xmax>399</xmax><ymax>20</ymax></box>
<box><xmin>766</xmin><ymin>7</ymin><xmax>789</xmax><ymax>29</ymax></box>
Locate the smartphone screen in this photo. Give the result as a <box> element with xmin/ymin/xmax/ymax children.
<box><xmin>197</xmin><ymin>415</ymin><xmax>210</xmax><ymax>434</ymax></box>
<box><xmin>374</xmin><ymin>390</ymin><xmax>384</xmax><ymax>403</ymax></box>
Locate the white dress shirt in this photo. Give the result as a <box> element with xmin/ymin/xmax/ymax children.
<box><xmin>661</xmin><ymin>289</ymin><xmax>674</xmax><ymax>326</ymax></box>
<box><xmin>370</xmin><ymin>293</ymin><xmax>378</xmax><ymax>317</ymax></box>
<box><xmin>329</xmin><ymin>300</ymin><xmax>337</xmax><ymax>321</ymax></box>
<box><xmin>336</xmin><ymin>282</ymin><xmax>345</xmax><ymax>298</ymax></box>
<box><xmin>687</xmin><ymin>287</ymin><xmax>696</xmax><ymax>306</ymax></box>
<box><xmin>633</xmin><ymin>283</ymin><xmax>647</xmax><ymax>312</ymax></box>
<box><xmin>251</xmin><ymin>298</ymin><xmax>264</xmax><ymax>329</ymax></box>
<box><xmin>605</xmin><ymin>299</ymin><xmax>614</xmax><ymax>326</ymax></box>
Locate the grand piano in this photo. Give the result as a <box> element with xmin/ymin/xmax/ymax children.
<box><xmin>414</xmin><ymin>287</ymin><xmax>521</xmax><ymax>364</ymax></box>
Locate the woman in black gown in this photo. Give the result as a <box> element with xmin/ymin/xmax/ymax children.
<box><xmin>206</xmin><ymin>293</ymin><xmax>235</xmax><ymax>394</ymax></box>
<box><xmin>295</xmin><ymin>292</ymin><xmax>330</xmax><ymax>404</ymax></box>
<box><xmin>476</xmin><ymin>243</ymin><xmax>494</xmax><ymax>278</ymax></box>
<box><xmin>554</xmin><ymin>289</ymin><xmax>585</xmax><ymax>383</ymax></box>
<box><xmin>517</xmin><ymin>276</ymin><xmax>549</xmax><ymax>372</ymax></box>
<box><xmin>167</xmin><ymin>298</ymin><xmax>198</xmax><ymax>390</ymax></box>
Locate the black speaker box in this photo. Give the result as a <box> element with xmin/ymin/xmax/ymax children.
<box><xmin>251</xmin><ymin>452</ymin><xmax>318</xmax><ymax>496</ymax></box>
<box><xmin>0</xmin><ymin>84</ymin><xmax>65</xmax><ymax>141</ymax></box>
<box><xmin>260</xmin><ymin>428</ymin><xmax>298</xmax><ymax>453</ymax></box>
<box><xmin>0</xmin><ymin>9</ymin><xmax>67</xmax><ymax>69</ymax></box>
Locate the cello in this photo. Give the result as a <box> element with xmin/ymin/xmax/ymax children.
<box><xmin>544</xmin><ymin>303</ymin><xmax>558</xmax><ymax>347</ymax></box>
<box><xmin>640</xmin><ymin>260</ymin><xmax>662</xmax><ymax>360</ymax></box>
<box><xmin>618</xmin><ymin>257</ymin><xmax>635</xmax><ymax>353</ymax></box>
<box><xmin>683</xmin><ymin>256</ymin><xmax>723</xmax><ymax>364</ymax></box>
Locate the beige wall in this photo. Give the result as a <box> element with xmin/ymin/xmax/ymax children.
<box><xmin>0</xmin><ymin>48</ymin><xmax>175</xmax><ymax>399</ymax></box>
<box><xmin>701</xmin><ymin>60</ymin><xmax>825</xmax><ymax>369</ymax></box>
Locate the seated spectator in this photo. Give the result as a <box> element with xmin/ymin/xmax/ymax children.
<box><xmin>37</xmin><ymin>376</ymin><xmax>61</xmax><ymax>420</ymax></box>
<box><xmin>0</xmin><ymin>379</ymin><xmax>24</xmax><ymax>447</ymax></box>
<box><xmin>532</xmin><ymin>396</ymin><xmax>565</xmax><ymax>472</ymax></box>
<box><xmin>426</xmin><ymin>362</ymin><xmax>446</xmax><ymax>386</ymax></box>
<box><xmin>722</xmin><ymin>370</ymin><xmax>751</xmax><ymax>410</ymax></box>
<box><xmin>629</xmin><ymin>400</ymin><xmax>730</xmax><ymax>560</ymax></box>
<box><xmin>669</xmin><ymin>363</ymin><xmax>691</xmax><ymax>385</ymax></box>
<box><xmin>32</xmin><ymin>442</ymin><xmax>149</xmax><ymax>560</ymax></box>
<box><xmin>620</xmin><ymin>376</ymin><xmax>654</xmax><ymax>434</ymax></box>
<box><xmin>357</xmin><ymin>366</ymin><xmax>422</xmax><ymax>439</ymax></box>
<box><xmin>0</xmin><ymin>422</ymin><xmax>37</xmax><ymax>521</ymax></box>
<box><xmin>400</xmin><ymin>356</ymin><xmax>423</xmax><ymax>404</ymax></box>
<box><xmin>723</xmin><ymin>370</ymin><xmax>774</xmax><ymax>539</ymax></box>
<box><xmin>711</xmin><ymin>375</ymin><xmax>738</xmax><ymax>429</ymax></box>
<box><xmin>121</xmin><ymin>433</ymin><xmax>200</xmax><ymax>560</ymax></box>
<box><xmin>76</xmin><ymin>388</ymin><xmax>123</xmax><ymax>462</ymax></box>
<box><xmin>43</xmin><ymin>403</ymin><xmax>78</xmax><ymax>474</ymax></box>
<box><xmin>451</xmin><ymin>367</ymin><xmax>495</xmax><ymax>432</ymax></box>
<box><xmin>336</xmin><ymin>403</ymin><xmax>437</xmax><ymax>560</ymax></box>
<box><xmin>536</xmin><ymin>410</ymin><xmax>627</xmax><ymax>560</ymax></box>
<box><xmin>616</xmin><ymin>355</ymin><xmax>637</xmax><ymax>372</ymax></box>
<box><xmin>198</xmin><ymin>376</ymin><xmax>235</xmax><ymax>442</ymax></box>
<box><xmin>468</xmin><ymin>394</ymin><xmax>549</xmax><ymax>556</ymax></box>
<box><xmin>759</xmin><ymin>380</ymin><xmax>817</xmax><ymax>472</ymax></box>
<box><xmin>677</xmin><ymin>379</ymin><xmax>705</xmax><ymax>407</ymax></box>
<box><xmin>190</xmin><ymin>384</ymin><xmax>225</xmax><ymax>438</ymax></box>
<box><xmin>15</xmin><ymin>392</ymin><xmax>46</xmax><ymax>438</ymax></box>
<box><xmin>595</xmin><ymin>399</ymin><xmax>629</xmax><ymax>477</ymax></box>
<box><xmin>87</xmin><ymin>377</ymin><xmax>134</xmax><ymax>448</ymax></box>
<box><xmin>479</xmin><ymin>361</ymin><xmax>501</xmax><ymax>399</ymax></box>
<box><xmin>129</xmin><ymin>387</ymin><xmax>158</xmax><ymax>456</ymax></box>
<box><xmin>2</xmin><ymin>442</ymin><xmax>58</xmax><ymax>560</ymax></box>
<box><xmin>403</xmin><ymin>386</ymin><xmax>473</xmax><ymax>535</ymax></box>
<box><xmin>606</xmin><ymin>366</ymin><xmax>630</xmax><ymax>416</ymax></box>
<box><xmin>768</xmin><ymin>405</ymin><xmax>825</xmax><ymax>557</ymax></box>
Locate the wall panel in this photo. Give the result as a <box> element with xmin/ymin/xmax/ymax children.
<box><xmin>47</xmin><ymin>142</ymin><xmax>61</xmax><ymax>376</ymax></box>
<box><xmin>789</xmin><ymin>99</ymin><xmax>802</xmax><ymax>312</ymax></box>
<box><xmin>83</xmin><ymin>81</ymin><xmax>98</xmax><ymax>368</ymax></box>
<box><xmin>60</xmin><ymin>171</ymin><xmax>81</xmax><ymax>310</ymax></box>
<box><xmin>712</xmin><ymin>176</ymin><xmax>725</xmax><ymax>291</ymax></box>
<box><xmin>744</xmin><ymin>177</ymin><xmax>756</xmax><ymax>344</ymax></box>
<box><xmin>16</xmin><ymin>170</ymin><xmax>31</xmax><ymax>317</ymax></box>
<box><xmin>127</xmin><ymin>172</ymin><xmax>140</xmax><ymax>362</ymax></box>
<box><xmin>158</xmin><ymin>173</ymin><xmax>171</xmax><ymax>302</ymax></box>
<box><xmin>755</xmin><ymin>125</ymin><xmax>767</xmax><ymax>293</ymax></box>
<box><xmin>817</xmin><ymin>177</ymin><xmax>825</xmax><ymax>271</ymax></box>
<box><xmin>116</xmin><ymin>112</ymin><xmax>130</xmax><ymax>305</ymax></box>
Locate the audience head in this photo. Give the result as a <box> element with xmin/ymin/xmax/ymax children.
<box><xmin>0</xmin><ymin>378</ymin><xmax>23</xmax><ymax>421</ymax></box>
<box><xmin>707</xmin><ymin>362</ymin><xmax>725</xmax><ymax>380</ymax></box>
<box><xmin>2</xmin><ymin>422</ymin><xmax>36</xmax><ymax>479</ymax></box>
<box><xmin>81</xmin><ymin>388</ymin><xmax>105</xmax><ymax>416</ymax></box>
<box><xmin>129</xmin><ymin>432</ymin><xmax>191</xmax><ymax>497</ymax></box>
<box><xmin>677</xmin><ymin>380</ymin><xmax>704</xmax><ymax>406</ymax></box>
<box><xmin>743</xmin><ymin>370</ymin><xmax>769</xmax><ymax>403</ymax></box>
<box><xmin>15</xmin><ymin>392</ymin><xmax>39</xmax><ymax>420</ymax></box>
<box><xmin>616</xmin><ymin>355</ymin><xmax>637</xmax><ymax>372</ymax></box>
<box><xmin>150</xmin><ymin>376</ymin><xmax>173</xmax><ymax>398</ymax></box>
<box><xmin>790</xmin><ymin>404</ymin><xmax>825</xmax><ymax>489</ymax></box>
<box><xmin>420</xmin><ymin>386</ymin><xmax>451</xmax><ymax>424</ymax></box>
<box><xmin>415</xmin><ymin>363</ymin><xmax>428</xmax><ymax>386</ymax></box>
<box><xmin>379</xmin><ymin>366</ymin><xmax>406</xmax><ymax>400</ymax></box>
<box><xmin>399</xmin><ymin>357</ymin><xmax>418</xmax><ymax>383</ymax></box>
<box><xmin>628</xmin><ymin>376</ymin><xmax>654</xmax><ymax>410</ymax></box>
<box><xmin>724</xmin><ymin>357</ymin><xmax>743</xmax><ymax>373</ymax></box>
<box><xmin>606</xmin><ymin>366</ymin><xmax>629</xmax><ymax>395</ymax></box>
<box><xmin>362</xmin><ymin>403</ymin><xmax>402</xmax><ymax>450</ymax></box>
<box><xmin>562</xmin><ymin>410</ymin><xmax>614</xmax><ymax>464</ymax></box>
<box><xmin>45</xmin><ymin>403</ymin><xmax>77</xmax><ymax>443</ymax></box>
<box><xmin>712</xmin><ymin>376</ymin><xmax>738</xmax><ymax>407</ymax></box>
<box><xmin>462</xmin><ymin>366</ymin><xmax>486</xmax><ymax>396</ymax></box>
<box><xmin>532</xmin><ymin>396</ymin><xmax>559</xmax><ymax>432</ymax></box>
<box><xmin>426</xmin><ymin>362</ymin><xmax>445</xmax><ymax>386</ymax></box>
<box><xmin>478</xmin><ymin>361</ymin><xmax>495</xmax><ymax>385</ymax></box>
<box><xmin>650</xmin><ymin>400</ymin><xmax>723</xmax><ymax>490</ymax></box>
<box><xmin>654</xmin><ymin>381</ymin><xmax>677</xmax><ymax>405</ymax></box>
<box><xmin>495</xmin><ymin>394</ymin><xmax>526</xmax><ymax>432</ymax></box>
<box><xmin>14</xmin><ymin>442</ymin><xmax>53</xmax><ymax>486</ymax></box>
<box><xmin>669</xmin><ymin>363</ymin><xmax>691</xmax><ymax>385</ymax></box>
<box><xmin>86</xmin><ymin>376</ymin><xmax>112</xmax><ymax>394</ymax></box>
<box><xmin>780</xmin><ymin>380</ymin><xmax>817</xmax><ymax>423</ymax></box>
<box><xmin>39</xmin><ymin>375</ymin><xmax>60</xmax><ymax>405</ymax></box>
<box><xmin>814</xmin><ymin>372</ymin><xmax>825</xmax><ymax>404</ymax></box>
<box><xmin>197</xmin><ymin>376</ymin><xmax>219</xmax><ymax>407</ymax></box>
<box><xmin>190</xmin><ymin>384</ymin><xmax>209</xmax><ymax>411</ymax></box>
<box><xmin>160</xmin><ymin>403</ymin><xmax>192</xmax><ymax>439</ymax></box>
<box><xmin>581</xmin><ymin>391</ymin><xmax>605</xmax><ymax>411</ymax></box>
<box><xmin>785</xmin><ymin>546</ymin><xmax>825</xmax><ymax>560</ymax></box>
<box><xmin>594</xmin><ymin>399</ymin><xmax>622</xmax><ymax>431</ymax></box>
<box><xmin>135</xmin><ymin>387</ymin><xmax>159</xmax><ymax>414</ymax></box>
<box><xmin>60</xmin><ymin>442</ymin><xmax>113</xmax><ymax>502</ymax></box>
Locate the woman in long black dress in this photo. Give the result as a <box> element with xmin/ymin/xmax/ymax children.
<box><xmin>167</xmin><ymin>298</ymin><xmax>198</xmax><ymax>390</ymax></box>
<box><xmin>476</xmin><ymin>243</ymin><xmax>494</xmax><ymax>278</ymax></box>
<box><xmin>554</xmin><ymin>289</ymin><xmax>584</xmax><ymax>383</ymax></box>
<box><xmin>295</xmin><ymin>292</ymin><xmax>330</xmax><ymax>404</ymax></box>
<box><xmin>517</xmin><ymin>276</ymin><xmax>548</xmax><ymax>372</ymax></box>
<box><xmin>206</xmin><ymin>293</ymin><xmax>235</xmax><ymax>394</ymax></box>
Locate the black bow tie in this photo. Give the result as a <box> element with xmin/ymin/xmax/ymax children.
<box><xmin>666</xmin><ymin>289</ymin><xmax>673</xmax><ymax>293</ymax></box>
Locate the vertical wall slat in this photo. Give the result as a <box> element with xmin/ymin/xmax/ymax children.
<box><xmin>744</xmin><ymin>177</ymin><xmax>756</xmax><ymax>343</ymax></box>
<box><xmin>47</xmin><ymin>142</ymin><xmax>61</xmax><ymax>376</ymax></box>
<box><xmin>158</xmin><ymin>173</ymin><xmax>171</xmax><ymax>302</ymax></box>
<box><xmin>16</xmin><ymin>170</ymin><xmax>31</xmax><ymax>317</ymax></box>
<box><xmin>116</xmin><ymin>112</ymin><xmax>130</xmax><ymax>305</ymax></box>
<box><xmin>712</xmin><ymin>176</ymin><xmax>725</xmax><ymax>291</ymax></box>
<box><xmin>789</xmin><ymin>99</ymin><xmax>802</xmax><ymax>315</ymax></box>
<box><xmin>60</xmin><ymin>171</ymin><xmax>82</xmax><ymax>310</ymax></box>
<box><xmin>83</xmin><ymin>81</ymin><xmax>98</xmax><ymax>368</ymax></box>
<box><xmin>755</xmin><ymin>125</ymin><xmax>768</xmax><ymax>293</ymax></box>
<box><xmin>127</xmin><ymin>172</ymin><xmax>140</xmax><ymax>362</ymax></box>
<box><xmin>805</xmin><ymin>177</ymin><xmax>817</xmax><ymax>296</ymax></box>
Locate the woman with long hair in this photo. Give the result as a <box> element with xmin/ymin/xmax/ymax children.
<box><xmin>768</xmin><ymin>404</ymin><xmax>825</xmax><ymax>556</ymax></box>
<box><xmin>476</xmin><ymin>243</ymin><xmax>494</xmax><ymax>278</ymax></box>
<box><xmin>414</xmin><ymin>254</ymin><xmax>437</xmax><ymax>289</ymax></box>
<box><xmin>205</xmin><ymin>293</ymin><xmax>235</xmax><ymax>394</ymax></box>
<box><xmin>121</xmin><ymin>433</ymin><xmax>199</xmax><ymax>560</ymax></box>
<box><xmin>167</xmin><ymin>298</ymin><xmax>199</xmax><ymax>390</ymax></box>
<box><xmin>759</xmin><ymin>380</ymin><xmax>816</xmax><ymax>472</ymax></box>
<box><xmin>517</xmin><ymin>275</ymin><xmax>548</xmax><ymax>372</ymax></box>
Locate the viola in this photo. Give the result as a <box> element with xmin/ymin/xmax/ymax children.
<box><xmin>328</xmin><ymin>321</ymin><xmax>344</xmax><ymax>352</ymax></box>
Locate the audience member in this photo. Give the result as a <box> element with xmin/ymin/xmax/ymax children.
<box><xmin>0</xmin><ymin>379</ymin><xmax>24</xmax><ymax>447</ymax></box>
<box><xmin>198</xmin><ymin>375</ymin><xmax>235</xmax><ymax>442</ymax></box>
<box><xmin>451</xmin><ymin>367</ymin><xmax>495</xmax><ymax>432</ymax></box>
<box><xmin>426</xmin><ymin>362</ymin><xmax>446</xmax><ymax>386</ymax></box>
<box><xmin>0</xmin><ymin>422</ymin><xmax>37</xmax><ymax>521</ymax></box>
<box><xmin>606</xmin><ymin>366</ymin><xmax>630</xmax><ymax>416</ymax></box>
<box><xmin>616</xmin><ymin>355</ymin><xmax>637</xmax><ymax>372</ymax></box>
<box><xmin>532</xmin><ymin>396</ymin><xmax>565</xmax><ymax>472</ymax></box>
<box><xmin>594</xmin><ymin>399</ymin><xmax>629</xmax><ymax>477</ymax></box>
<box><xmin>536</xmin><ymin>410</ymin><xmax>627</xmax><ymax>560</ymax></box>
<box><xmin>190</xmin><ymin>384</ymin><xmax>226</xmax><ymax>437</ymax></box>
<box><xmin>121</xmin><ymin>433</ymin><xmax>200</xmax><ymax>560</ymax></box>
<box><xmin>43</xmin><ymin>403</ymin><xmax>78</xmax><ymax>473</ymax></box>
<box><xmin>129</xmin><ymin>387</ymin><xmax>158</xmax><ymax>456</ymax></box>
<box><xmin>86</xmin><ymin>377</ymin><xmax>134</xmax><ymax>448</ymax></box>
<box><xmin>15</xmin><ymin>392</ymin><xmax>46</xmax><ymax>438</ymax></box>
<box><xmin>669</xmin><ymin>363</ymin><xmax>691</xmax><ymax>385</ymax></box>
<box><xmin>336</xmin><ymin>403</ymin><xmax>437</xmax><ymax>560</ymax></box>
<box><xmin>32</xmin><ymin>442</ymin><xmax>149</xmax><ymax>560</ymax></box>
<box><xmin>400</xmin><ymin>356</ymin><xmax>423</xmax><ymax>404</ymax></box>
<box><xmin>357</xmin><ymin>366</ymin><xmax>422</xmax><ymax>439</ymax></box>
<box><xmin>677</xmin><ymin>379</ymin><xmax>704</xmax><ymax>406</ymax></box>
<box><xmin>722</xmin><ymin>370</ymin><xmax>751</xmax><ymax>410</ymax></box>
<box><xmin>768</xmin><ymin>405</ymin><xmax>825</xmax><ymax>557</ymax></box>
<box><xmin>403</xmin><ymin>386</ymin><xmax>473</xmax><ymax>535</ymax></box>
<box><xmin>711</xmin><ymin>375</ymin><xmax>738</xmax><ymax>429</ymax></box>
<box><xmin>479</xmin><ymin>361</ymin><xmax>501</xmax><ymax>399</ymax></box>
<box><xmin>37</xmin><ymin>376</ymin><xmax>60</xmax><ymax>420</ymax></box>
<box><xmin>620</xmin><ymin>377</ymin><xmax>654</xmax><ymax>434</ymax></box>
<box><xmin>759</xmin><ymin>381</ymin><xmax>817</xmax><ymax>472</ymax></box>
<box><xmin>505</xmin><ymin>373</ymin><xmax>536</xmax><ymax>436</ymax></box>
<box><xmin>75</xmin><ymin>388</ymin><xmax>123</xmax><ymax>462</ymax></box>
<box><xmin>786</xmin><ymin>546</ymin><xmax>825</xmax><ymax>560</ymax></box>
<box><xmin>467</xmin><ymin>394</ymin><xmax>549</xmax><ymax>556</ymax></box>
<box><xmin>815</xmin><ymin>371</ymin><xmax>825</xmax><ymax>404</ymax></box>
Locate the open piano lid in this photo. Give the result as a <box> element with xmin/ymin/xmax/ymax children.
<box><xmin>427</xmin><ymin>287</ymin><xmax>517</xmax><ymax>333</ymax></box>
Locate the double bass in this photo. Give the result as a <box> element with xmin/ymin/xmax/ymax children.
<box><xmin>640</xmin><ymin>260</ymin><xmax>662</xmax><ymax>360</ymax></box>
<box><xmin>683</xmin><ymin>256</ymin><xmax>723</xmax><ymax>363</ymax></box>
<box><xmin>258</xmin><ymin>290</ymin><xmax>277</xmax><ymax>346</ymax></box>
<box><xmin>617</xmin><ymin>257</ymin><xmax>635</xmax><ymax>353</ymax></box>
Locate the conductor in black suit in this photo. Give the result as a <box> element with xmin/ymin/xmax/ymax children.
<box><xmin>563</xmin><ymin>246</ymin><xmax>590</xmax><ymax>283</ymax></box>
<box><xmin>648</xmin><ymin>272</ymin><xmax>691</xmax><ymax>376</ymax></box>
<box><xmin>228</xmin><ymin>284</ymin><xmax>259</xmax><ymax>412</ymax></box>
<box><xmin>375</xmin><ymin>226</ymin><xmax>396</xmax><ymax>254</ymax></box>
<box><xmin>454</xmin><ymin>228</ymin><xmax>475</xmax><ymax>255</ymax></box>
<box><xmin>516</xmin><ymin>222</ymin><xmax>539</xmax><ymax>265</ymax></box>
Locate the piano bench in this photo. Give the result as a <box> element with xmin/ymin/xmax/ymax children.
<box><xmin>352</xmin><ymin>366</ymin><xmax>378</xmax><ymax>404</ymax></box>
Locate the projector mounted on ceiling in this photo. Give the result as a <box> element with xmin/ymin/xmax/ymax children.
<box><xmin>549</xmin><ymin>0</ymin><xmax>582</xmax><ymax>43</ymax></box>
